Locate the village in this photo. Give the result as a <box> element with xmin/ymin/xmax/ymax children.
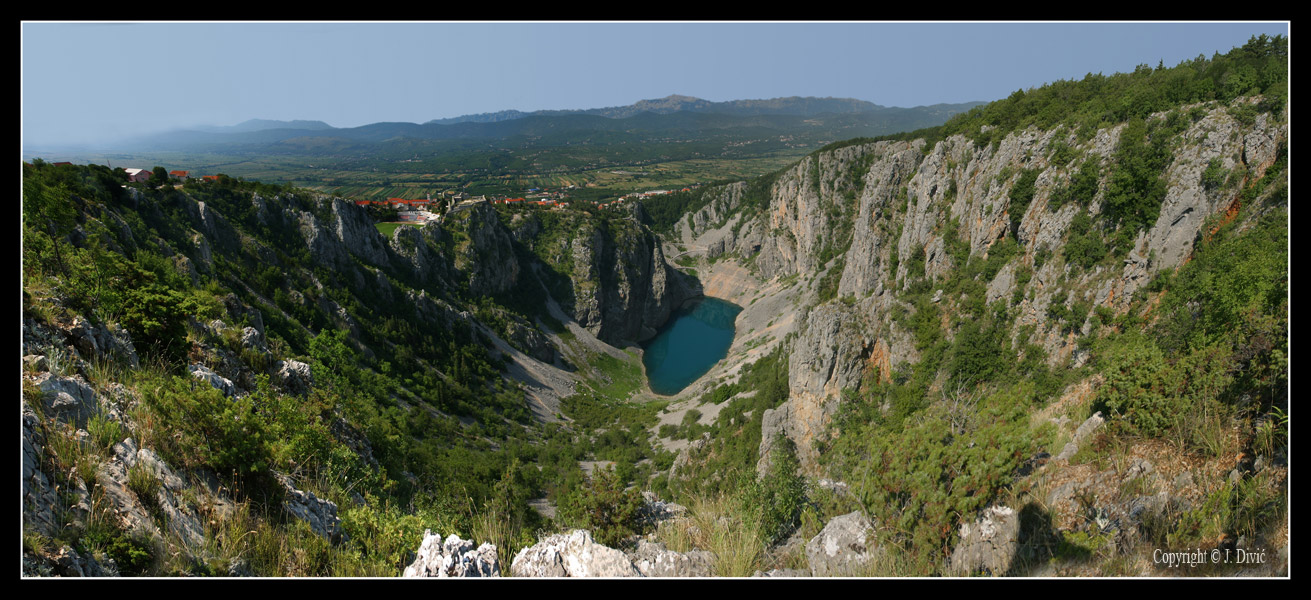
<box><xmin>351</xmin><ymin>185</ymin><xmax>703</xmax><ymax>225</ymax></box>
<box><xmin>54</xmin><ymin>160</ymin><xmax>703</xmax><ymax>227</ymax></box>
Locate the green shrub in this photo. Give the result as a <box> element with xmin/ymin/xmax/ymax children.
<box><xmin>1095</xmin><ymin>335</ymin><xmax>1173</xmax><ymax>436</ymax></box>
<box><xmin>1201</xmin><ymin>158</ymin><xmax>1227</xmax><ymax>190</ymax></box>
<box><xmin>1063</xmin><ymin>211</ymin><xmax>1108</xmax><ymax>269</ymax></box>
<box><xmin>825</xmin><ymin>385</ymin><xmax>1040</xmax><ymax>574</ymax></box>
<box><xmin>738</xmin><ymin>435</ymin><xmax>807</xmax><ymax>545</ymax></box>
<box><xmin>1049</xmin><ymin>159</ymin><xmax>1101</xmax><ymax>211</ymax></box>
<box><xmin>1008</xmin><ymin>168</ymin><xmax>1040</xmax><ymax>232</ymax></box>
<box><xmin>142</xmin><ymin>376</ymin><xmax>275</xmax><ymax>490</ymax></box>
<box><xmin>79</xmin><ymin>521</ymin><xmax>155</xmax><ymax>576</ymax></box>
<box><xmin>557</xmin><ymin>465</ymin><xmax>646</xmax><ymax>547</ymax></box>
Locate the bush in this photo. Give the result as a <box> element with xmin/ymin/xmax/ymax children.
<box><xmin>142</xmin><ymin>375</ymin><xmax>275</xmax><ymax>490</ymax></box>
<box><xmin>1008</xmin><ymin>168</ymin><xmax>1040</xmax><ymax>232</ymax></box>
<box><xmin>825</xmin><ymin>385</ymin><xmax>1040</xmax><ymax>574</ymax></box>
<box><xmin>1201</xmin><ymin>158</ymin><xmax>1227</xmax><ymax>190</ymax></box>
<box><xmin>557</xmin><ymin>465</ymin><xmax>646</xmax><ymax>547</ymax></box>
<box><xmin>79</xmin><ymin>521</ymin><xmax>155</xmax><ymax>576</ymax></box>
<box><xmin>1095</xmin><ymin>335</ymin><xmax>1173</xmax><ymax>436</ymax></box>
<box><xmin>1063</xmin><ymin>211</ymin><xmax>1107</xmax><ymax>270</ymax></box>
<box><xmin>738</xmin><ymin>435</ymin><xmax>807</xmax><ymax>545</ymax></box>
<box><xmin>1049</xmin><ymin>159</ymin><xmax>1101</xmax><ymax>211</ymax></box>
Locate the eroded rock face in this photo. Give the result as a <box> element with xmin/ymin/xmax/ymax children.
<box><xmin>388</xmin><ymin>222</ymin><xmax>453</xmax><ymax>289</ymax></box>
<box><xmin>503</xmin><ymin>318</ymin><xmax>557</xmax><ymax>364</ymax></box>
<box><xmin>271</xmin><ymin>359</ymin><xmax>313</xmax><ymax>396</ymax></box>
<box><xmin>403</xmin><ymin>531</ymin><xmax>500</xmax><ymax>577</ymax></box>
<box><xmin>278</xmin><ymin>473</ymin><xmax>346</xmax><ymax>543</ymax></box>
<box><xmin>134</xmin><ymin>448</ymin><xmax>206</xmax><ymax>549</ymax></box>
<box><xmin>67</xmin><ymin>318</ymin><xmax>139</xmax><ymax>369</ymax></box>
<box><xmin>96</xmin><ymin>439</ymin><xmax>162</xmax><ymax>540</ymax></box>
<box><xmin>519</xmin><ymin>211</ymin><xmax>696</xmax><ymax>346</ymax></box>
<box><xmin>510</xmin><ymin>530</ymin><xmax>641</xmax><ymax>577</ymax></box>
<box><xmin>626</xmin><ymin>540</ymin><xmax>713</xmax><ymax>577</ymax></box>
<box><xmin>948</xmin><ymin>505</ymin><xmax>1020</xmax><ymax>576</ymax></box>
<box><xmin>805</xmin><ymin>512</ymin><xmax>877</xmax><ymax>577</ymax></box>
<box><xmin>330</xmin><ymin>197</ymin><xmax>391</xmax><ymax>268</ymax></box>
<box><xmin>188</xmin><ymin>364</ymin><xmax>236</xmax><ymax>398</ymax></box>
<box><xmin>638</xmin><ymin>491</ymin><xmax>688</xmax><ymax>528</ymax></box>
<box><xmin>22</xmin><ymin>403</ymin><xmax>61</xmax><ymax>538</ymax></box>
<box><xmin>767</xmin><ymin>303</ymin><xmax>870</xmax><ymax>474</ymax></box>
<box><xmin>458</xmin><ymin>203</ymin><xmax>522</xmax><ymax>297</ymax></box>
<box><xmin>750</xmin><ymin>100</ymin><xmax>1286</xmax><ymax>482</ymax></box>
<box><xmin>33</xmin><ymin>373</ymin><xmax>100</xmax><ymax>429</ymax></box>
<box><xmin>49</xmin><ymin>545</ymin><xmax>119</xmax><ymax>577</ymax></box>
<box><xmin>1054</xmin><ymin>411</ymin><xmax>1105</xmax><ymax>461</ymax></box>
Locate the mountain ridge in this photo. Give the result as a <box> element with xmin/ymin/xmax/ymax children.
<box><xmin>424</xmin><ymin>94</ymin><xmax>903</xmax><ymax>125</ymax></box>
<box><xmin>102</xmin><ymin>96</ymin><xmax>984</xmax><ymax>153</ymax></box>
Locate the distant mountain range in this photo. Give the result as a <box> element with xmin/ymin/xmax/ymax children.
<box><xmin>105</xmin><ymin>95</ymin><xmax>987</xmax><ymax>156</ymax></box>
<box><xmin>424</xmin><ymin>95</ymin><xmax>910</xmax><ymax>124</ymax></box>
<box><xmin>191</xmin><ymin>119</ymin><xmax>336</xmax><ymax>134</ymax></box>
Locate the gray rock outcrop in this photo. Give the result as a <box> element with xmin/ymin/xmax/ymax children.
<box><xmin>50</xmin><ymin>545</ymin><xmax>119</xmax><ymax>577</ymax></box>
<box><xmin>278</xmin><ymin>473</ymin><xmax>346</xmax><ymax>543</ymax></box>
<box><xmin>765</xmin><ymin>303</ymin><xmax>870</xmax><ymax>473</ymax></box>
<box><xmin>32</xmin><ymin>372</ymin><xmax>100</xmax><ymax>429</ymax></box>
<box><xmin>67</xmin><ymin>318</ymin><xmax>139</xmax><ymax>368</ymax></box>
<box><xmin>271</xmin><ymin>359</ymin><xmax>313</xmax><ymax>395</ymax></box>
<box><xmin>510</xmin><ymin>530</ymin><xmax>642</xmax><ymax>577</ymax></box>
<box><xmin>402</xmin><ymin>531</ymin><xmax>500</xmax><ymax>577</ymax></box>
<box><xmin>626</xmin><ymin>539</ymin><xmax>713</xmax><ymax>577</ymax></box>
<box><xmin>22</xmin><ymin>402</ymin><xmax>62</xmax><ymax>537</ymax></box>
<box><xmin>805</xmin><ymin>511</ymin><xmax>878</xmax><ymax>577</ymax></box>
<box><xmin>948</xmin><ymin>505</ymin><xmax>1021</xmax><ymax>576</ymax></box>
<box><xmin>1055</xmin><ymin>411</ymin><xmax>1105</xmax><ymax>461</ymax></box>
<box><xmin>188</xmin><ymin>364</ymin><xmax>237</xmax><ymax>398</ymax></box>
<box><xmin>637</xmin><ymin>491</ymin><xmax>688</xmax><ymax>527</ymax></box>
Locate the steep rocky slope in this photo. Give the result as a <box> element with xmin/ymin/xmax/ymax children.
<box><xmin>21</xmin><ymin>169</ymin><xmax>698</xmax><ymax>576</ymax></box>
<box><xmin>653</xmin><ymin>92</ymin><xmax>1287</xmax><ymax>576</ymax></box>
<box><xmin>671</xmin><ymin>98</ymin><xmax>1286</xmax><ymax>474</ymax></box>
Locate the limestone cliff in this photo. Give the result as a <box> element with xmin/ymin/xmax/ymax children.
<box><xmin>513</xmin><ymin>208</ymin><xmax>698</xmax><ymax>346</ymax></box>
<box><xmin>671</xmin><ymin>98</ymin><xmax>1289</xmax><ymax>474</ymax></box>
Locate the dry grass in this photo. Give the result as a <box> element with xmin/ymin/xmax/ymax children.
<box><xmin>655</xmin><ymin>493</ymin><xmax>766</xmax><ymax>577</ymax></box>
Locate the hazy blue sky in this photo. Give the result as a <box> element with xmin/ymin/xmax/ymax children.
<box><xmin>21</xmin><ymin>21</ymin><xmax>1289</xmax><ymax>149</ymax></box>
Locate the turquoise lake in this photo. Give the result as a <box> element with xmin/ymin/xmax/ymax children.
<box><xmin>642</xmin><ymin>297</ymin><xmax>743</xmax><ymax>396</ymax></box>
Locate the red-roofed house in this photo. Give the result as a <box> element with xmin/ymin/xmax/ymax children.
<box><xmin>202</xmin><ymin>175</ymin><xmax>220</xmax><ymax>182</ymax></box>
<box><xmin>169</xmin><ymin>170</ymin><xmax>190</xmax><ymax>180</ymax></box>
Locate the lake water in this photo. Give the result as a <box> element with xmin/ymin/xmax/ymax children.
<box><xmin>642</xmin><ymin>297</ymin><xmax>743</xmax><ymax>396</ymax></box>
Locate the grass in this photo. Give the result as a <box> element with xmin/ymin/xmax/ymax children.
<box><xmin>655</xmin><ymin>493</ymin><xmax>767</xmax><ymax>577</ymax></box>
<box><xmin>87</xmin><ymin>414</ymin><xmax>125</xmax><ymax>453</ymax></box>
<box><xmin>374</xmin><ymin>222</ymin><xmax>422</xmax><ymax>238</ymax></box>
<box><xmin>127</xmin><ymin>461</ymin><xmax>161</xmax><ymax>510</ymax></box>
<box><xmin>589</xmin><ymin>350</ymin><xmax>644</xmax><ymax>400</ymax></box>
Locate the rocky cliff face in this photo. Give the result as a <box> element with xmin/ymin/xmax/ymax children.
<box><xmin>515</xmin><ymin>209</ymin><xmax>697</xmax><ymax>346</ymax></box>
<box><xmin>676</xmin><ymin>98</ymin><xmax>1289</xmax><ymax>474</ymax></box>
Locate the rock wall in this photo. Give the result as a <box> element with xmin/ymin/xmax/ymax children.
<box><xmin>521</xmin><ymin>211</ymin><xmax>697</xmax><ymax>346</ymax></box>
<box><xmin>694</xmin><ymin>99</ymin><xmax>1289</xmax><ymax>477</ymax></box>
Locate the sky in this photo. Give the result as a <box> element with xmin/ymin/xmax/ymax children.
<box><xmin>21</xmin><ymin>21</ymin><xmax>1289</xmax><ymax>150</ymax></box>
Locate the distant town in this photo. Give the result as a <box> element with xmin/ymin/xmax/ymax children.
<box><xmin>62</xmin><ymin>160</ymin><xmax>705</xmax><ymax>227</ymax></box>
